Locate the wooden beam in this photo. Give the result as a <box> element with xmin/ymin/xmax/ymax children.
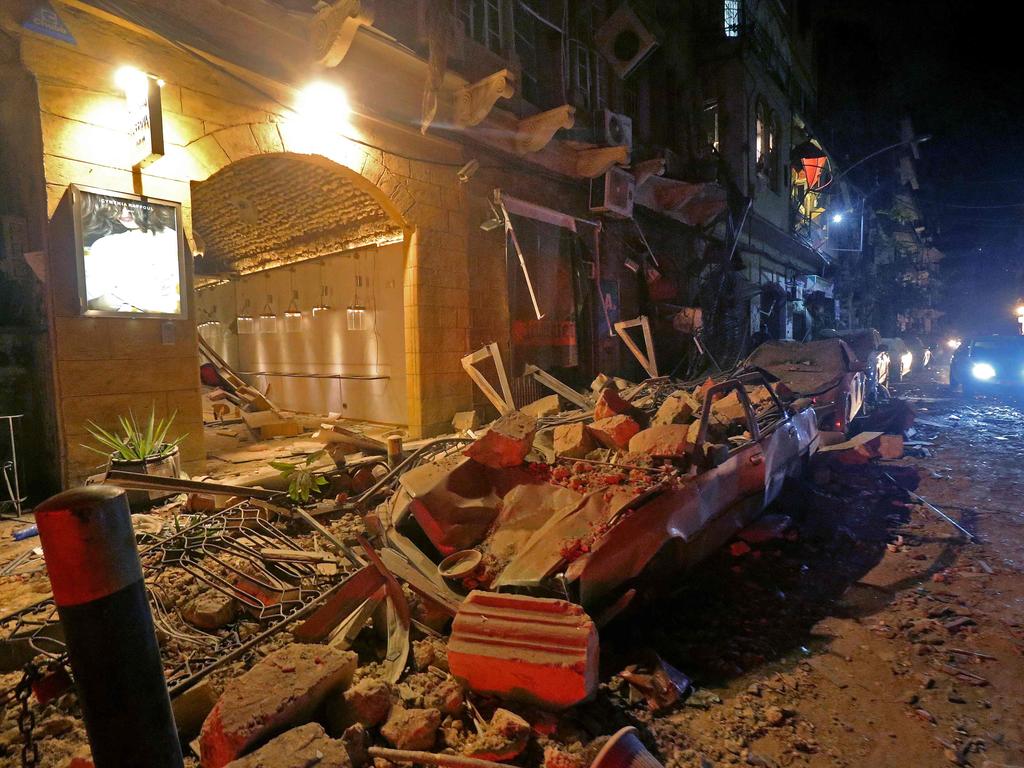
<box><xmin>461</xmin><ymin>343</ymin><xmax>515</xmax><ymax>415</ymax></box>
<box><xmin>614</xmin><ymin>316</ymin><xmax>659</xmax><ymax>378</ymax></box>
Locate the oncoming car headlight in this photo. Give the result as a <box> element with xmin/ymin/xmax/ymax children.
<box><xmin>972</xmin><ymin>362</ymin><xmax>996</xmax><ymax>381</ymax></box>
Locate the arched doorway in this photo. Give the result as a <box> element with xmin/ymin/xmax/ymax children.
<box><xmin>190</xmin><ymin>152</ymin><xmax>409</xmax><ymax>427</ymax></box>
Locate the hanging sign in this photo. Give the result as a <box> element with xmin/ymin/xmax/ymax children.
<box><xmin>119</xmin><ymin>71</ymin><xmax>165</xmax><ymax>168</ymax></box>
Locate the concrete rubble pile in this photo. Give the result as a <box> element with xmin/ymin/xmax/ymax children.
<box><xmin>12</xmin><ymin>365</ymin><xmax>938</xmax><ymax>768</ymax></box>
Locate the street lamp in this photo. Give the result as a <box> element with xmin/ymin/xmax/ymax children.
<box><xmin>831</xmin><ymin>134</ymin><xmax>933</xmax><ymax>185</ymax></box>
<box><xmin>1016</xmin><ymin>302</ymin><xmax>1024</xmax><ymax>335</ymax></box>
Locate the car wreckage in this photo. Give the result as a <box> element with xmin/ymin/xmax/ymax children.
<box><xmin>377</xmin><ymin>371</ymin><xmax>820</xmax><ymax>620</ymax></box>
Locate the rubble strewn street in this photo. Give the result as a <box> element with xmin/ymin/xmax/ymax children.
<box><xmin>2</xmin><ymin>364</ymin><xmax>1022</xmax><ymax>767</ymax></box>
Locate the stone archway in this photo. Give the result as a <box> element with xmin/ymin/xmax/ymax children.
<box><xmin>188</xmin><ymin>149</ymin><xmax>418</xmax><ymax>430</ymax></box>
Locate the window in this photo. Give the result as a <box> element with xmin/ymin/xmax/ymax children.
<box><xmin>458</xmin><ymin>0</ymin><xmax>504</xmax><ymax>53</ymax></box>
<box><xmin>701</xmin><ymin>100</ymin><xmax>719</xmax><ymax>152</ymax></box>
<box><xmin>724</xmin><ymin>0</ymin><xmax>742</xmax><ymax>37</ymax></box>
<box><xmin>515</xmin><ymin>5</ymin><xmax>539</xmax><ymax>103</ymax></box>
<box><xmin>755</xmin><ymin>99</ymin><xmax>780</xmax><ymax>190</ymax></box>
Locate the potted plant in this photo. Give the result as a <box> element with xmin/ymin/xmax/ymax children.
<box><xmin>84</xmin><ymin>408</ymin><xmax>187</xmax><ymax>507</ymax></box>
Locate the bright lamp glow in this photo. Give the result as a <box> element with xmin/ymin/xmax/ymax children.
<box><xmin>115</xmin><ymin>66</ymin><xmax>150</xmax><ymax>98</ymax></box>
<box><xmin>972</xmin><ymin>362</ymin><xmax>996</xmax><ymax>381</ymax></box>
<box><xmin>1016</xmin><ymin>305</ymin><xmax>1024</xmax><ymax>317</ymax></box>
<box><xmin>946</xmin><ymin>338</ymin><xmax>961</xmax><ymax>349</ymax></box>
<box><xmin>296</xmin><ymin>81</ymin><xmax>351</xmax><ymax>125</ymax></box>
<box><xmin>831</xmin><ymin>213</ymin><xmax>844</xmax><ymax>223</ymax></box>
<box><xmin>901</xmin><ymin>351</ymin><xmax>913</xmax><ymax>371</ymax></box>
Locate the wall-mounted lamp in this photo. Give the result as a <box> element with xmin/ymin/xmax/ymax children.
<box><xmin>346</xmin><ymin>305</ymin><xmax>367</xmax><ymax>331</ymax></box>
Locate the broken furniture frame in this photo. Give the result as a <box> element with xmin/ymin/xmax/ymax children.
<box><xmin>614</xmin><ymin>316</ymin><xmax>658</xmax><ymax>378</ymax></box>
<box><xmin>0</xmin><ymin>500</ymin><xmax>350</xmax><ymax>697</ymax></box>
<box><xmin>523</xmin><ymin>364</ymin><xmax>594</xmax><ymax>411</ymax></box>
<box><xmin>461</xmin><ymin>343</ymin><xmax>516</xmax><ymax>415</ymax></box>
<box><xmin>0</xmin><ymin>414</ymin><xmax>26</xmax><ymax>519</ymax></box>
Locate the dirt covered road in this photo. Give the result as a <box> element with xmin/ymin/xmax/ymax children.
<box><xmin>599</xmin><ymin>364</ymin><xmax>1023</xmax><ymax>767</ymax></box>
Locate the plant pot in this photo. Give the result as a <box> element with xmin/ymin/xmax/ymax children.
<box><xmin>109</xmin><ymin>445</ymin><xmax>183</xmax><ymax>509</ymax></box>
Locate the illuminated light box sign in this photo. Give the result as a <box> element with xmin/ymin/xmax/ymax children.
<box><xmin>116</xmin><ymin>68</ymin><xmax>165</xmax><ymax>168</ymax></box>
<box><xmin>70</xmin><ymin>186</ymin><xmax>188</xmax><ymax>318</ymax></box>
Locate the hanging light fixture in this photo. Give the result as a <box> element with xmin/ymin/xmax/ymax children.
<box><xmin>236</xmin><ymin>297</ymin><xmax>254</xmax><ymax>334</ymax></box>
<box><xmin>283</xmin><ymin>268</ymin><xmax>302</xmax><ymax>332</ymax></box>
<box><xmin>259</xmin><ymin>293</ymin><xmax>278</xmax><ymax>333</ymax></box>
<box><xmin>346</xmin><ymin>252</ymin><xmax>372</xmax><ymax>331</ymax></box>
<box><xmin>312</xmin><ymin>260</ymin><xmax>331</xmax><ymax>315</ymax></box>
<box><xmin>284</xmin><ymin>290</ymin><xmax>302</xmax><ymax>332</ymax></box>
<box><xmin>198</xmin><ymin>304</ymin><xmax>222</xmax><ymax>340</ymax></box>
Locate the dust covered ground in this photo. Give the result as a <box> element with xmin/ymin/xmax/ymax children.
<box><xmin>598</xmin><ymin>363</ymin><xmax>1024</xmax><ymax>767</ymax></box>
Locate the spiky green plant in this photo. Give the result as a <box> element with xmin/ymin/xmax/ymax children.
<box><xmin>83</xmin><ymin>408</ymin><xmax>186</xmax><ymax>462</ymax></box>
<box><xmin>270</xmin><ymin>450</ymin><xmax>329</xmax><ymax>503</ymax></box>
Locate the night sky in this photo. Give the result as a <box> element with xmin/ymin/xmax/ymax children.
<box><xmin>817</xmin><ymin>1</ymin><xmax>1024</xmax><ymax>336</ymax></box>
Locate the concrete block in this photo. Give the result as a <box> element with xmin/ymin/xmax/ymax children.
<box><xmin>588</xmin><ymin>415</ymin><xmax>640</xmax><ymax>450</ymax></box>
<box><xmin>553</xmin><ymin>423</ymin><xmax>596</xmax><ymax>459</ymax></box>
<box><xmin>221</xmin><ymin>723</ymin><xmax>350</xmax><ymax>768</ymax></box>
<box><xmin>628</xmin><ymin>424</ymin><xmax>691</xmax><ymax>457</ymax></box>
<box><xmin>199</xmin><ymin>644</ymin><xmax>357</xmax><ymax>768</ymax></box>
<box><xmin>447</xmin><ymin>591</ymin><xmax>598</xmax><ymax>710</ymax></box>
<box><xmin>463</xmin><ymin>412</ymin><xmax>537</xmax><ymax>468</ymax></box>
<box><xmin>653</xmin><ymin>390</ymin><xmax>700</xmax><ymax>426</ymax></box>
<box><xmin>380</xmin><ymin>706</ymin><xmax>441</xmax><ymax>750</ymax></box>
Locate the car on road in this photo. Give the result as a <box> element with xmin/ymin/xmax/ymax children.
<box><xmin>950</xmin><ymin>335</ymin><xmax>1024</xmax><ymax>393</ymax></box>
<box><xmin>880</xmin><ymin>337</ymin><xmax>915</xmax><ymax>382</ymax></box>
<box><xmin>819</xmin><ymin>328</ymin><xmax>890</xmax><ymax>401</ymax></box>
<box><xmin>743</xmin><ymin>338</ymin><xmax>867</xmax><ymax>432</ymax></box>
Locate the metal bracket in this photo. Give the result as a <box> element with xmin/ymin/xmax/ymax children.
<box><xmin>523</xmin><ymin>364</ymin><xmax>594</xmax><ymax>410</ymax></box>
<box><xmin>461</xmin><ymin>343</ymin><xmax>516</xmax><ymax>415</ymax></box>
<box><xmin>614</xmin><ymin>316</ymin><xmax>659</xmax><ymax>378</ymax></box>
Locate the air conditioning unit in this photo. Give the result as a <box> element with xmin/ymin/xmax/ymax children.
<box><xmin>590</xmin><ymin>166</ymin><xmax>635</xmax><ymax>218</ymax></box>
<box><xmin>594</xmin><ymin>4</ymin><xmax>659</xmax><ymax>78</ymax></box>
<box><xmin>599</xmin><ymin>109</ymin><xmax>632</xmax><ymax>151</ymax></box>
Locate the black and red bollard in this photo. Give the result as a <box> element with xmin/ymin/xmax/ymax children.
<box><xmin>34</xmin><ymin>485</ymin><xmax>183</xmax><ymax>767</ymax></box>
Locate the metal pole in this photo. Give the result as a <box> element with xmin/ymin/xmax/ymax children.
<box><xmin>34</xmin><ymin>486</ymin><xmax>184</xmax><ymax>768</ymax></box>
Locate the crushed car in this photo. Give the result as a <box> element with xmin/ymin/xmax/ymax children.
<box><xmin>742</xmin><ymin>338</ymin><xmax>867</xmax><ymax>432</ymax></box>
<box><xmin>377</xmin><ymin>371</ymin><xmax>819</xmax><ymax>620</ymax></box>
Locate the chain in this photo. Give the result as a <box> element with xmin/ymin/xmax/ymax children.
<box><xmin>15</xmin><ymin>662</ymin><xmax>40</xmax><ymax>768</ymax></box>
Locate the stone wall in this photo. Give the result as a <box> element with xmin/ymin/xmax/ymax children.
<box><xmin>2</xmin><ymin>3</ymin><xmax>477</xmax><ymax>483</ymax></box>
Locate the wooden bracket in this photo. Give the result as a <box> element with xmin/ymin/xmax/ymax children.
<box><xmin>614</xmin><ymin>316</ymin><xmax>659</xmax><ymax>378</ymax></box>
<box><xmin>575</xmin><ymin>145</ymin><xmax>630</xmax><ymax>179</ymax></box>
<box><xmin>310</xmin><ymin>0</ymin><xmax>374</xmax><ymax>68</ymax></box>
<box><xmin>461</xmin><ymin>343</ymin><xmax>516</xmax><ymax>415</ymax></box>
<box><xmin>515</xmin><ymin>105</ymin><xmax>576</xmax><ymax>155</ymax></box>
<box><xmin>454</xmin><ymin>69</ymin><xmax>516</xmax><ymax>128</ymax></box>
<box><xmin>523</xmin><ymin>364</ymin><xmax>594</xmax><ymax>410</ymax></box>
<box><xmin>632</xmin><ymin>157</ymin><xmax>667</xmax><ymax>187</ymax></box>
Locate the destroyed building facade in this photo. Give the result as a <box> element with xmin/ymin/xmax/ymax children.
<box><xmin>0</xmin><ymin>0</ymin><xmax>842</xmax><ymax>498</ymax></box>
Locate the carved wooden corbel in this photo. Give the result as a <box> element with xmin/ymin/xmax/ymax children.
<box><xmin>514</xmin><ymin>105</ymin><xmax>575</xmax><ymax>155</ymax></box>
<box><xmin>632</xmin><ymin>157</ymin><xmax>667</xmax><ymax>187</ymax></box>
<box><xmin>310</xmin><ymin>0</ymin><xmax>375</xmax><ymax>68</ymax></box>
<box><xmin>575</xmin><ymin>145</ymin><xmax>630</xmax><ymax>178</ymax></box>
<box><xmin>454</xmin><ymin>69</ymin><xmax>516</xmax><ymax>128</ymax></box>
